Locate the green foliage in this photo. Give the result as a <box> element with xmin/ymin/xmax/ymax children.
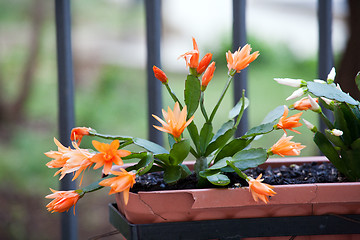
<box><xmin>199</xmin><ymin>148</ymin><xmax>267</xmax><ymax>184</ymax></box>
<box><xmin>243</xmin><ymin>120</ymin><xmax>277</xmax><ymax>138</ymax></box>
<box><xmin>231</xmin><ymin>148</ymin><xmax>268</xmax><ymax>170</ymax></box>
<box><xmin>229</xmin><ymin>97</ymin><xmax>249</xmax><ymax>119</ymax></box>
<box><xmin>214</xmin><ymin>138</ymin><xmax>251</xmax><ymax>163</ymax></box>
<box><xmin>169</xmin><ymin>140</ymin><xmax>190</xmax><ymax>165</ymax></box>
<box><xmin>0</xmin><ymin>1</ymin><xmax>32</xmax><ymax>23</ymax></box>
<box><xmin>184</xmin><ymin>75</ymin><xmax>201</xmax><ymax>118</ymax></box>
<box><xmin>132</xmin><ymin>138</ymin><xmax>169</xmax><ymax>155</ymax></box>
<box><xmin>314</xmin><ymin>101</ymin><xmax>360</xmax><ymax>181</ymax></box>
<box><xmin>163</xmin><ymin>165</ymin><xmax>182</xmax><ymax>184</ymax></box>
<box><xmin>80</xmin><ymin>47</ymin><xmax>294</xmax><ymax>186</ymax></box>
<box><xmin>1</xmin><ymin>8</ymin><xmax>321</xmax><ymax>197</ymax></box>
<box><xmin>204</xmin><ymin>122</ymin><xmax>235</xmax><ymax>157</ymax></box>
<box><xmin>279</xmin><ymin>71</ymin><xmax>360</xmax><ymax>181</ymax></box>
<box><xmin>313</xmin><ymin>132</ymin><xmax>348</xmax><ymax>177</ymax></box>
<box><xmin>307</xmin><ymin>82</ymin><xmax>358</xmax><ymax>105</ymax></box>
<box><xmin>199</xmin><ymin>123</ymin><xmax>214</xmax><ymax>155</ymax></box>
<box><xmin>126</xmin><ymin>152</ymin><xmax>154</xmax><ymax>176</ymax></box>
<box><xmin>206</xmin><ymin>173</ymin><xmax>230</xmax><ymax>186</ymax></box>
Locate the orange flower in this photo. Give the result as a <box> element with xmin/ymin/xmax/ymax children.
<box><xmin>276</xmin><ymin>106</ymin><xmax>303</xmax><ymax>134</ymax></box>
<box><xmin>57</xmin><ymin>142</ymin><xmax>95</xmax><ymax>185</ymax></box>
<box><xmin>45</xmin><ymin>138</ymin><xmax>73</xmax><ymax>169</ymax></box>
<box><xmin>226</xmin><ymin>44</ymin><xmax>259</xmax><ymax>74</ymax></box>
<box><xmin>293</xmin><ymin>97</ymin><xmax>319</xmax><ymax>111</ymax></box>
<box><xmin>152</xmin><ymin>102</ymin><xmax>194</xmax><ymax>141</ymax></box>
<box><xmin>45</xmin><ymin>138</ymin><xmax>95</xmax><ymax>185</ymax></box>
<box><xmin>197</xmin><ymin>53</ymin><xmax>212</xmax><ymax>75</ymax></box>
<box><xmin>153</xmin><ymin>65</ymin><xmax>168</xmax><ymax>84</ymax></box>
<box><xmin>71</xmin><ymin>127</ymin><xmax>91</xmax><ymax>145</ymax></box>
<box><xmin>201</xmin><ymin>62</ymin><xmax>216</xmax><ymax>90</ymax></box>
<box><xmin>91</xmin><ymin>140</ymin><xmax>131</xmax><ymax>175</ymax></box>
<box><xmin>99</xmin><ymin>168</ymin><xmax>136</xmax><ymax>204</ymax></box>
<box><xmin>178</xmin><ymin>37</ymin><xmax>200</xmax><ymax>69</ymax></box>
<box><xmin>270</xmin><ymin>134</ymin><xmax>306</xmax><ymax>157</ymax></box>
<box><xmin>45</xmin><ymin>188</ymin><xmax>82</xmax><ymax>213</ymax></box>
<box><xmin>248</xmin><ymin>174</ymin><xmax>276</xmax><ymax>204</ymax></box>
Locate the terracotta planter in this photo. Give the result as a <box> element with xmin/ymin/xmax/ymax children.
<box><xmin>115</xmin><ymin>156</ymin><xmax>360</xmax><ymax>239</ymax></box>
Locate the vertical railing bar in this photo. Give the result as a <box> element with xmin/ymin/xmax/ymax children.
<box><xmin>318</xmin><ymin>0</ymin><xmax>334</xmax><ymax>130</ymax></box>
<box><xmin>232</xmin><ymin>0</ymin><xmax>248</xmax><ymax>137</ymax></box>
<box><xmin>55</xmin><ymin>0</ymin><xmax>77</xmax><ymax>239</ymax></box>
<box><xmin>145</xmin><ymin>0</ymin><xmax>163</xmax><ymax>145</ymax></box>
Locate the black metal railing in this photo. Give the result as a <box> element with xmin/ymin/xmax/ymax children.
<box><xmin>54</xmin><ymin>0</ymin><xmax>334</xmax><ymax>239</ymax></box>
<box><xmin>54</xmin><ymin>0</ymin><xmax>77</xmax><ymax>239</ymax></box>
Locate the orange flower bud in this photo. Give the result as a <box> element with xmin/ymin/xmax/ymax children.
<box><xmin>201</xmin><ymin>62</ymin><xmax>216</xmax><ymax>90</ymax></box>
<box><xmin>46</xmin><ymin>188</ymin><xmax>81</xmax><ymax>213</ymax></box>
<box><xmin>293</xmin><ymin>97</ymin><xmax>319</xmax><ymax>111</ymax></box>
<box><xmin>71</xmin><ymin>127</ymin><xmax>91</xmax><ymax>145</ymax></box>
<box><xmin>153</xmin><ymin>65</ymin><xmax>168</xmax><ymax>84</ymax></box>
<box><xmin>197</xmin><ymin>53</ymin><xmax>213</xmax><ymax>75</ymax></box>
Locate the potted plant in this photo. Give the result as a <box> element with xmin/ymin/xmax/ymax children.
<box><xmin>275</xmin><ymin>68</ymin><xmax>360</xmax><ymax>182</ymax></box>
<box><xmin>44</xmin><ymin>38</ymin><xmax>360</xmax><ymax>239</ymax></box>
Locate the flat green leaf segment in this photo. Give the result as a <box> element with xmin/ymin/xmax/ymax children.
<box><xmin>261</xmin><ymin>105</ymin><xmax>285</xmax><ymax>124</ymax></box>
<box><xmin>214</xmin><ymin>138</ymin><xmax>250</xmax><ymax>163</ymax></box>
<box><xmin>207</xmin><ymin>157</ymin><xmax>232</xmax><ymax>170</ymax></box>
<box><xmin>200</xmin><ymin>148</ymin><xmax>267</xmax><ymax>185</ymax></box>
<box><xmin>312</xmin><ymin>101</ymin><xmax>360</xmax><ymax>181</ymax></box>
<box><xmin>82</xmin><ymin>174</ymin><xmax>115</xmax><ymax>193</ymax></box>
<box><xmin>205</xmin><ymin>120</ymin><xmax>235</xmax><ymax>157</ymax></box>
<box><xmin>187</xmin><ymin>122</ymin><xmax>200</xmax><ymax>154</ymax></box>
<box><xmin>133</xmin><ymin>138</ymin><xmax>168</xmax><ymax>155</ymax></box>
<box><xmin>229</xmin><ymin>97</ymin><xmax>249</xmax><ymax>119</ymax></box>
<box><xmin>163</xmin><ymin>165</ymin><xmax>182</xmax><ymax>184</ymax></box>
<box><xmin>89</xmin><ymin>131</ymin><xmax>170</xmax><ymax>156</ymax></box>
<box><xmin>206</xmin><ymin>173</ymin><xmax>230</xmax><ymax>186</ymax></box>
<box><xmin>184</xmin><ymin>75</ymin><xmax>201</xmax><ymax>118</ymax></box>
<box><xmin>307</xmin><ymin>82</ymin><xmax>358</xmax><ymax>105</ymax></box>
<box><xmin>199</xmin><ymin>123</ymin><xmax>214</xmax><ymax>155</ymax></box>
<box><xmin>231</xmin><ymin>148</ymin><xmax>267</xmax><ymax>170</ymax></box>
<box><xmin>125</xmin><ymin>152</ymin><xmax>154</xmax><ymax>176</ymax></box>
<box><xmin>169</xmin><ymin>140</ymin><xmax>190</xmax><ymax>165</ymax></box>
<box><xmin>243</xmin><ymin>121</ymin><xmax>277</xmax><ymax>138</ymax></box>
<box><xmin>89</xmin><ymin>131</ymin><xmax>132</xmax><ymax>141</ymax></box>
<box><xmin>242</xmin><ymin>105</ymin><xmax>284</xmax><ymax>138</ymax></box>
<box><xmin>313</xmin><ymin>132</ymin><xmax>347</xmax><ymax>177</ymax></box>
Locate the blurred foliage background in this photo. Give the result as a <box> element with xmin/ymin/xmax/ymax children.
<box><xmin>0</xmin><ymin>0</ymin><xmax>358</xmax><ymax>239</ymax></box>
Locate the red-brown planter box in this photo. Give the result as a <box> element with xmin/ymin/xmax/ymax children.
<box><xmin>115</xmin><ymin>156</ymin><xmax>360</xmax><ymax>239</ymax></box>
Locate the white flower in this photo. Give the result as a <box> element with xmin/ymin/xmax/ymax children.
<box><xmin>327</xmin><ymin>67</ymin><xmax>336</xmax><ymax>82</ymax></box>
<box><xmin>320</xmin><ymin>97</ymin><xmax>334</xmax><ymax>105</ymax></box>
<box><xmin>274</xmin><ymin>78</ymin><xmax>303</xmax><ymax>88</ymax></box>
<box><xmin>336</xmin><ymin>83</ymin><xmax>342</xmax><ymax>91</ymax></box>
<box><xmin>286</xmin><ymin>88</ymin><xmax>306</xmax><ymax>101</ymax></box>
<box><xmin>330</xmin><ymin>129</ymin><xmax>343</xmax><ymax>136</ymax></box>
<box><xmin>314</xmin><ymin>79</ymin><xmax>327</xmax><ymax>84</ymax></box>
<box><xmin>303</xmin><ymin>119</ymin><xmax>317</xmax><ymax>132</ymax></box>
<box><xmin>308</xmin><ymin>95</ymin><xmax>320</xmax><ymax>111</ymax></box>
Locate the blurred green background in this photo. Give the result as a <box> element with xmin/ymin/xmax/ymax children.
<box><xmin>0</xmin><ymin>0</ymin><xmax>353</xmax><ymax>239</ymax></box>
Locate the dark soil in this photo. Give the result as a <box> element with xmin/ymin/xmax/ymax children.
<box><xmin>131</xmin><ymin>162</ymin><xmax>349</xmax><ymax>193</ymax></box>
